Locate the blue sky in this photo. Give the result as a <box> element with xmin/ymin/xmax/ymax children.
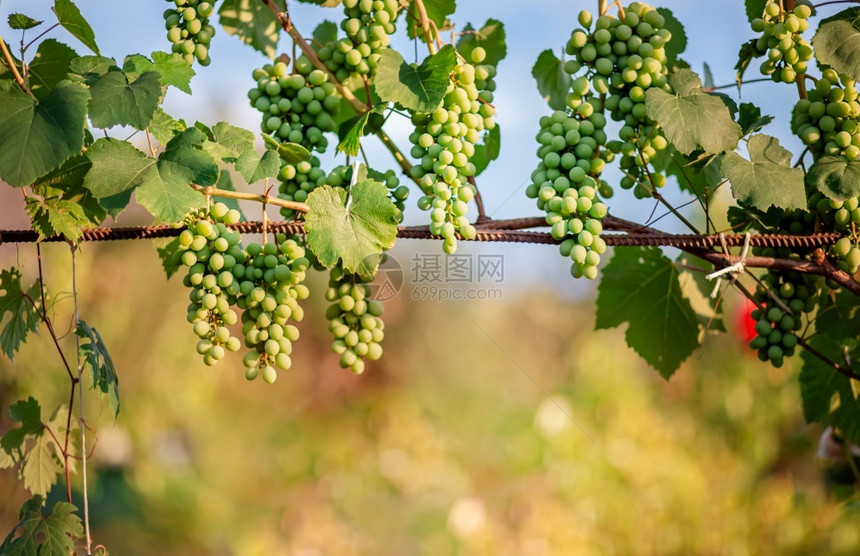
<box><xmin>0</xmin><ymin>1</ymin><xmax>818</xmax><ymax>293</ymax></box>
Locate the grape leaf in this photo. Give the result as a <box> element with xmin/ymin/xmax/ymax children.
<box><xmin>816</xmin><ymin>290</ymin><xmax>860</xmax><ymax>348</ymax></box>
<box><xmin>0</xmin><ymin>269</ymin><xmax>42</xmax><ymax>361</ymax></box>
<box><xmin>8</xmin><ymin>14</ymin><xmax>43</xmax><ymax>30</ymax></box>
<box><xmin>745</xmin><ymin>0</ymin><xmax>767</xmax><ymax>22</ymax></box>
<box><xmin>157</xmin><ymin>237</ymin><xmax>183</xmax><ymax>280</ymax></box>
<box><xmin>532</xmin><ymin>49</ymin><xmax>570</xmax><ymax>111</ymax></box>
<box><xmin>0</xmin><ymin>497</ymin><xmax>83</xmax><ymax>554</ymax></box>
<box><xmin>312</xmin><ymin>20</ymin><xmax>338</xmax><ymax>47</ymax></box>
<box><xmin>0</xmin><ymin>81</ymin><xmax>89</xmax><ymax>188</ymax></box>
<box><xmin>52</xmin><ymin>0</ymin><xmax>99</xmax><ymax>55</ymax></box>
<box><xmin>201</xmin><ymin>122</ymin><xmax>255</xmax><ymax>162</ymax></box>
<box><xmin>806</xmin><ymin>155</ymin><xmax>860</xmax><ymax>200</ymax></box>
<box><xmin>471</xmin><ymin>124</ymin><xmax>501</xmax><ymax>176</ymax></box>
<box><xmin>305</xmin><ymin>180</ymin><xmax>400</xmax><ymax>276</ymax></box>
<box><xmin>1</xmin><ymin>398</ymin><xmax>44</xmax><ymax>459</ymax></box>
<box><xmin>84</xmin><ymin>130</ymin><xmax>216</xmax><ymax>221</ymax></box>
<box><xmin>219</xmin><ymin>0</ymin><xmax>280</xmax><ymax>59</ymax></box>
<box><xmin>800</xmin><ymin>335</ymin><xmax>860</xmax><ymax>444</ymax></box>
<box><xmin>235</xmin><ymin>149</ymin><xmax>280</xmax><ymax>183</ymax></box>
<box><xmin>67</xmin><ymin>55</ymin><xmax>117</xmax><ymax>85</ymax></box>
<box><xmin>149</xmin><ymin>108</ymin><xmax>187</xmax><ymax>145</ymax></box>
<box><xmin>812</xmin><ymin>19</ymin><xmax>860</xmax><ymax>82</ymax></box>
<box><xmin>374</xmin><ymin>45</ymin><xmax>458</xmax><ymax>112</ymax></box>
<box><xmin>76</xmin><ymin>320</ymin><xmax>120</xmax><ymax>418</ymax></box>
<box><xmin>703</xmin><ymin>62</ymin><xmax>715</xmax><ymax>89</ymax></box>
<box><xmin>262</xmin><ymin>135</ymin><xmax>312</xmax><ymax>164</ymax></box>
<box><xmin>88</xmin><ymin>70</ymin><xmax>161</xmax><ymax>129</ymax></box>
<box><xmin>721</xmin><ymin>134</ymin><xmax>806</xmax><ymax>211</ymax></box>
<box><xmin>657</xmin><ymin>8</ymin><xmax>686</xmax><ymax>66</ymax></box>
<box><xmin>738</xmin><ymin>102</ymin><xmax>774</xmax><ymax>135</ymax></box>
<box><xmin>645</xmin><ymin>69</ymin><xmax>741</xmax><ymax>155</ymax></box>
<box><xmin>27</xmin><ymin>40</ymin><xmax>78</xmax><ymax>100</ymax></box>
<box><xmin>30</xmin><ymin>155</ymin><xmax>107</xmax><ymax>230</ymax></box>
<box><xmin>595</xmin><ymin>247</ymin><xmax>700</xmax><ymax>378</ymax></box>
<box><xmin>456</xmin><ymin>19</ymin><xmax>507</xmax><ymax>66</ymax></box>
<box><xmin>651</xmin><ymin>147</ymin><xmax>723</xmax><ymax>196</ymax></box>
<box><xmin>123</xmin><ymin>52</ymin><xmax>195</xmax><ymax>94</ymax></box>
<box><xmin>22</xmin><ymin>434</ymin><xmax>62</xmax><ymax>497</ymax></box>
<box><xmin>735</xmin><ymin>39</ymin><xmax>759</xmax><ymax>89</ymax></box>
<box><xmin>24</xmin><ymin>195</ymin><xmax>94</xmax><ymax>243</ymax></box>
<box><xmin>338</xmin><ymin>107</ymin><xmax>385</xmax><ymax>156</ymax></box>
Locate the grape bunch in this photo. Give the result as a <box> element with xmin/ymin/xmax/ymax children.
<box><xmin>792</xmin><ymin>70</ymin><xmax>860</xmax><ymax>160</ymax></box>
<box><xmin>163</xmin><ymin>0</ymin><xmax>215</xmax><ymax>66</ymax></box>
<box><xmin>277</xmin><ymin>157</ymin><xmax>328</xmax><ymax>220</ymax></box>
<box><xmin>748</xmin><ymin>271</ymin><xmax>820</xmax><ymax>368</ymax></box>
<box><xmin>248</xmin><ymin>57</ymin><xmax>339</xmax><ymax>152</ymax></box>
<box><xmin>564</xmin><ymin>4</ymin><xmax>672</xmax><ymax>198</ymax></box>
<box><xmin>525</xmin><ymin>108</ymin><xmax>611</xmax><ymax>279</ymax></box>
<box><xmin>237</xmin><ymin>236</ymin><xmax>311</xmax><ymax>383</ymax></box>
<box><xmin>317</xmin><ymin>0</ymin><xmax>400</xmax><ymax>82</ymax></box>
<box><xmin>325</xmin><ymin>265</ymin><xmax>385</xmax><ymax>374</ymax></box>
<box><xmin>325</xmin><ymin>164</ymin><xmax>410</xmax><ymax>214</ymax></box>
<box><xmin>178</xmin><ymin>203</ymin><xmax>244</xmax><ymax>366</ymax></box>
<box><xmin>409</xmin><ymin>50</ymin><xmax>497</xmax><ymax>253</ymax></box>
<box><xmin>750</xmin><ymin>1</ymin><xmax>813</xmax><ymax>84</ymax></box>
<box><xmin>808</xmin><ymin>192</ymin><xmax>860</xmax><ymax>274</ymax></box>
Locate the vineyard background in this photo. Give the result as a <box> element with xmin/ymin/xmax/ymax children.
<box><xmin>1</xmin><ymin>0</ymin><xmax>859</xmax><ymax>553</ymax></box>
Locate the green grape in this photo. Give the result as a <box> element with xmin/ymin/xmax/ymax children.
<box><xmin>179</xmin><ymin>202</ymin><xmax>245</xmax><ymax>366</ymax></box>
<box><xmin>248</xmin><ymin>56</ymin><xmax>339</xmax><ymax>153</ymax></box>
<box><xmin>163</xmin><ymin>0</ymin><xmax>214</xmax><ymax>66</ymax></box>
<box><xmin>526</xmin><ymin>107</ymin><xmax>611</xmax><ymax>279</ymax></box>
<box><xmin>318</xmin><ymin>0</ymin><xmax>400</xmax><ymax>82</ymax></box>
<box><xmin>750</xmin><ymin>1</ymin><xmax>814</xmax><ymax>84</ymax></box>
<box><xmin>325</xmin><ymin>265</ymin><xmax>384</xmax><ymax>374</ymax></box>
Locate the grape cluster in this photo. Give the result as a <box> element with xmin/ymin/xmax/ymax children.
<box><xmin>525</xmin><ymin>108</ymin><xmax>610</xmax><ymax>279</ymax></box>
<box><xmin>564</xmin><ymin>4</ymin><xmax>672</xmax><ymax>198</ymax></box>
<box><xmin>793</xmin><ymin>70</ymin><xmax>860</xmax><ymax>160</ymax></box>
<box><xmin>248</xmin><ymin>57</ymin><xmax>339</xmax><ymax>152</ymax></box>
<box><xmin>163</xmin><ymin>0</ymin><xmax>215</xmax><ymax>66</ymax></box>
<box><xmin>325</xmin><ymin>164</ymin><xmax>410</xmax><ymax>214</ymax></box>
<box><xmin>748</xmin><ymin>271</ymin><xmax>819</xmax><ymax>368</ymax></box>
<box><xmin>277</xmin><ymin>157</ymin><xmax>328</xmax><ymax>220</ymax></box>
<box><xmin>178</xmin><ymin>203</ymin><xmax>244</xmax><ymax>366</ymax></box>
<box><xmin>325</xmin><ymin>266</ymin><xmax>385</xmax><ymax>374</ymax></box>
<box><xmin>808</xmin><ymin>192</ymin><xmax>860</xmax><ymax>274</ymax></box>
<box><xmin>237</xmin><ymin>236</ymin><xmax>311</xmax><ymax>383</ymax></box>
<box><xmin>409</xmin><ymin>49</ymin><xmax>497</xmax><ymax>253</ymax></box>
<box><xmin>317</xmin><ymin>0</ymin><xmax>399</xmax><ymax>81</ymax></box>
<box><xmin>750</xmin><ymin>1</ymin><xmax>813</xmax><ymax>84</ymax></box>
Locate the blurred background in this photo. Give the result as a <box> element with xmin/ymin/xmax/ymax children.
<box><xmin>1</xmin><ymin>0</ymin><xmax>860</xmax><ymax>554</ymax></box>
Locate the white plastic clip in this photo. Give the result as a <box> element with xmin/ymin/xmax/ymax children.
<box><xmin>706</xmin><ymin>232</ymin><xmax>751</xmax><ymax>298</ymax></box>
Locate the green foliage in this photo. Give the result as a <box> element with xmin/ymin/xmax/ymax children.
<box><xmin>745</xmin><ymin>0</ymin><xmax>767</xmax><ymax>22</ymax></box>
<box><xmin>0</xmin><ymin>270</ymin><xmax>41</xmax><ymax>361</ymax></box>
<box><xmin>218</xmin><ymin>0</ymin><xmax>280</xmax><ymax>59</ymax></box>
<box><xmin>123</xmin><ymin>52</ymin><xmax>195</xmax><ymax>94</ymax></box>
<box><xmin>800</xmin><ymin>335</ymin><xmax>860</xmax><ymax>444</ymax></box>
<box><xmin>0</xmin><ymin>398</ymin><xmax>63</xmax><ymax>497</ymax></box>
<box><xmin>87</xmin><ymin>70</ymin><xmax>162</xmax><ymax>129</ymax></box>
<box><xmin>374</xmin><ymin>45</ymin><xmax>458</xmax><ymax>112</ymax></box>
<box><xmin>470</xmin><ymin>124</ymin><xmax>501</xmax><ymax>176</ymax></box>
<box><xmin>337</xmin><ymin>106</ymin><xmax>385</xmax><ymax>156</ymax></box>
<box><xmin>262</xmin><ymin>135</ymin><xmax>312</xmax><ymax>164</ymax></box>
<box><xmin>531</xmin><ymin>49</ymin><xmax>570</xmax><ymax>111</ymax></box>
<box><xmin>7</xmin><ymin>14</ymin><xmax>43</xmax><ymax>30</ymax></box>
<box><xmin>721</xmin><ymin>134</ymin><xmax>807</xmax><ymax>211</ymax></box>
<box><xmin>806</xmin><ymin>156</ymin><xmax>860</xmax><ymax>200</ymax></box>
<box><xmin>235</xmin><ymin>149</ymin><xmax>280</xmax><ymax>183</ymax></box>
<box><xmin>595</xmin><ymin>247</ymin><xmax>700</xmax><ymax>378</ymax></box>
<box><xmin>77</xmin><ymin>320</ymin><xmax>120</xmax><ymax>418</ymax></box>
<box><xmin>312</xmin><ymin>20</ymin><xmax>338</xmax><ymax>46</ymax></box>
<box><xmin>738</xmin><ymin>102</ymin><xmax>774</xmax><ymax>135</ymax></box>
<box><xmin>52</xmin><ymin>0</ymin><xmax>99</xmax><ymax>55</ymax></box>
<box><xmin>406</xmin><ymin>0</ymin><xmax>456</xmax><ymax>39</ymax></box>
<box><xmin>305</xmin><ymin>180</ymin><xmax>400</xmax><ymax>276</ymax></box>
<box><xmin>0</xmin><ymin>497</ymin><xmax>83</xmax><ymax>555</ymax></box>
<box><xmin>24</xmin><ymin>194</ymin><xmax>94</xmax><ymax>243</ymax></box>
<box><xmin>198</xmin><ymin>121</ymin><xmax>255</xmax><ymax>162</ymax></box>
<box><xmin>456</xmin><ymin>19</ymin><xmax>507</xmax><ymax>66</ymax></box>
<box><xmin>149</xmin><ymin>108</ymin><xmax>187</xmax><ymax>145</ymax></box>
<box><xmin>0</xmin><ymin>81</ymin><xmax>89</xmax><ymax>188</ymax></box>
<box><xmin>26</xmin><ymin>40</ymin><xmax>78</xmax><ymax>100</ymax></box>
<box><xmin>812</xmin><ymin>19</ymin><xmax>860</xmax><ymax>82</ymax></box>
<box><xmin>645</xmin><ymin>69</ymin><xmax>741</xmax><ymax>155</ymax></box>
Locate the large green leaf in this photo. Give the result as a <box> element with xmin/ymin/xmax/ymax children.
<box><xmin>745</xmin><ymin>0</ymin><xmax>767</xmax><ymax>22</ymax></box>
<box><xmin>22</xmin><ymin>435</ymin><xmax>62</xmax><ymax>497</ymax></box>
<box><xmin>312</xmin><ymin>20</ymin><xmax>338</xmax><ymax>47</ymax></box>
<box><xmin>52</xmin><ymin>0</ymin><xmax>99</xmax><ymax>54</ymax></box>
<box><xmin>800</xmin><ymin>335</ymin><xmax>860</xmax><ymax>445</ymax></box>
<box><xmin>235</xmin><ymin>149</ymin><xmax>280</xmax><ymax>183</ymax></box>
<box><xmin>374</xmin><ymin>45</ymin><xmax>458</xmax><ymax>112</ymax></box>
<box><xmin>816</xmin><ymin>290</ymin><xmax>860</xmax><ymax>348</ymax></box>
<box><xmin>88</xmin><ymin>69</ymin><xmax>161</xmax><ymax>129</ymax></box>
<box><xmin>645</xmin><ymin>69</ymin><xmax>741</xmax><ymax>155</ymax></box>
<box><xmin>0</xmin><ymin>81</ymin><xmax>89</xmax><ymax>187</ymax></box>
<box><xmin>0</xmin><ymin>497</ymin><xmax>82</xmax><ymax>554</ymax></box>
<box><xmin>721</xmin><ymin>134</ymin><xmax>806</xmax><ymax>211</ymax></box>
<box><xmin>532</xmin><ymin>49</ymin><xmax>570</xmax><ymax>111</ymax></box>
<box><xmin>812</xmin><ymin>19</ymin><xmax>860</xmax><ymax>82</ymax></box>
<box><xmin>806</xmin><ymin>156</ymin><xmax>860</xmax><ymax>200</ymax></box>
<box><xmin>67</xmin><ymin>55</ymin><xmax>117</xmax><ymax>85</ymax></box>
<box><xmin>201</xmin><ymin>121</ymin><xmax>255</xmax><ymax>162</ymax></box>
<box><xmin>219</xmin><ymin>0</ymin><xmax>280</xmax><ymax>59</ymax></box>
<box><xmin>595</xmin><ymin>247</ymin><xmax>700</xmax><ymax>378</ymax></box>
<box><xmin>123</xmin><ymin>51</ymin><xmax>195</xmax><ymax>94</ymax></box>
<box><xmin>656</xmin><ymin>8</ymin><xmax>686</xmax><ymax>66</ymax></box>
<box><xmin>456</xmin><ymin>19</ymin><xmax>506</xmax><ymax>67</ymax></box>
<box><xmin>149</xmin><ymin>108</ymin><xmax>187</xmax><ymax>145</ymax></box>
<box><xmin>24</xmin><ymin>195</ymin><xmax>93</xmax><ymax>243</ymax></box>
<box><xmin>305</xmin><ymin>180</ymin><xmax>400</xmax><ymax>276</ymax></box>
<box><xmin>76</xmin><ymin>320</ymin><xmax>120</xmax><ymax>418</ymax></box>
<box><xmin>0</xmin><ymin>269</ymin><xmax>42</xmax><ymax>361</ymax></box>
<box><xmin>27</xmin><ymin>39</ymin><xmax>78</xmax><ymax>100</ymax></box>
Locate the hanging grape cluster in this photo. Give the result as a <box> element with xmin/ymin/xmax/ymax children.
<box><xmin>564</xmin><ymin>4</ymin><xmax>672</xmax><ymax>199</ymax></box>
<box><xmin>750</xmin><ymin>1</ymin><xmax>813</xmax><ymax>84</ymax></box>
<box><xmin>248</xmin><ymin>57</ymin><xmax>339</xmax><ymax>152</ymax></box>
<box><xmin>178</xmin><ymin>203</ymin><xmax>244</xmax><ymax>366</ymax></box>
<box><xmin>163</xmin><ymin>0</ymin><xmax>215</xmax><ymax>66</ymax></box>
<box><xmin>325</xmin><ymin>266</ymin><xmax>385</xmax><ymax>374</ymax></box>
<box><xmin>409</xmin><ymin>49</ymin><xmax>497</xmax><ymax>253</ymax></box>
<box><xmin>317</xmin><ymin>0</ymin><xmax>400</xmax><ymax>82</ymax></box>
<box><xmin>793</xmin><ymin>70</ymin><xmax>860</xmax><ymax>160</ymax></box>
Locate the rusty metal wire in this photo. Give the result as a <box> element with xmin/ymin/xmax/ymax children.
<box><xmin>0</xmin><ymin>221</ymin><xmax>842</xmax><ymax>248</ymax></box>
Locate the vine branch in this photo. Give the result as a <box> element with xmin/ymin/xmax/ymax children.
<box><xmin>189</xmin><ymin>183</ymin><xmax>308</xmax><ymax>213</ymax></box>
<box><xmin>0</xmin><ymin>35</ymin><xmax>35</xmax><ymax>99</ymax></box>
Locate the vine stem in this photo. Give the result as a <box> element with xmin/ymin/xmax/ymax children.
<box><xmin>812</xmin><ymin>0</ymin><xmax>860</xmax><ymax>8</ymax></box>
<box><xmin>636</xmin><ymin>143</ymin><xmax>701</xmax><ymax>234</ymax></box>
<box><xmin>189</xmin><ymin>183</ymin><xmax>308</xmax><ymax>213</ymax></box>
<box><xmin>71</xmin><ymin>244</ymin><xmax>93</xmax><ymax>555</ymax></box>
<box><xmin>0</xmin><ymin>34</ymin><xmax>35</xmax><ymax>99</ymax></box>
<box><xmin>412</xmin><ymin>0</ymin><xmax>438</xmax><ymax>55</ymax></box>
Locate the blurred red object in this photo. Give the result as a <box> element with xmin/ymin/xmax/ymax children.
<box><xmin>736</xmin><ymin>297</ymin><xmax>757</xmax><ymax>345</ymax></box>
